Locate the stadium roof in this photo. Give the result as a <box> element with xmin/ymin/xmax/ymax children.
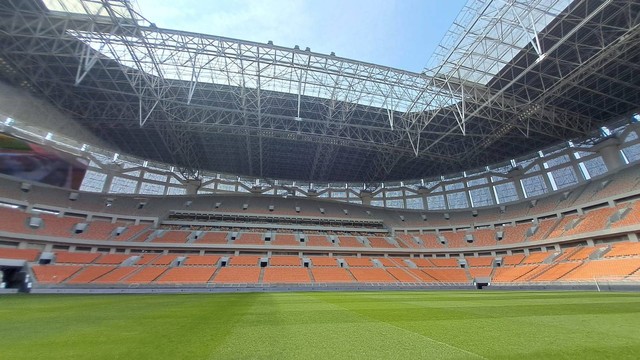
<box><xmin>0</xmin><ymin>0</ymin><xmax>639</xmax><ymax>182</ymax></box>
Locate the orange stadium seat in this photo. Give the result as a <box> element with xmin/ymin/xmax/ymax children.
<box><xmin>466</xmin><ymin>257</ymin><xmax>493</xmax><ymax>267</ymax></box>
<box><xmin>566</xmin><ymin>207</ymin><xmax>618</xmax><ymax>236</ymax></box>
<box><xmin>367</xmin><ymin>237</ymin><xmax>396</xmax><ymax>248</ymax></box>
<box><xmin>310</xmin><ymin>268</ymin><xmax>353</xmax><ymax>283</ymax></box>
<box><xmin>528</xmin><ymin>218</ymin><xmax>559</xmax><ymax>242</ymax></box>
<box><xmin>151</xmin><ymin>255</ymin><xmax>178</xmax><ymax>265</ymax></box>
<box><xmin>54</xmin><ymin>251</ymin><xmax>100</xmax><ymax>264</ymax></box>
<box><xmin>92</xmin><ymin>267</ymin><xmax>139</xmax><ymax>284</ymax></box>
<box><xmin>411</xmin><ymin>258</ymin><xmax>434</xmax><ymax>267</ymax></box>
<box><xmin>95</xmin><ymin>254</ymin><xmax>131</xmax><ymax>265</ymax></box>
<box><xmin>604</xmin><ymin>242</ymin><xmax>640</xmax><ymax>258</ymax></box>
<box><xmin>67</xmin><ymin>266</ymin><xmax>117</xmax><ymax>284</ymax></box>
<box><xmin>184</xmin><ymin>255</ymin><xmax>220</xmax><ymax>266</ymax></box>
<box><xmin>396</xmin><ymin>234</ymin><xmax>423</xmax><ymax>248</ymax></box>
<box><xmin>502</xmin><ymin>254</ymin><xmax>525</xmax><ymax>265</ymax></box>
<box><xmin>75</xmin><ymin>220</ymin><xmax>119</xmax><ymax>240</ymax></box>
<box><xmin>234</xmin><ymin>233</ymin><xmax>264</xmax><ymax>245</ymax></box>
<box><xmin>430</xmin><ymin>258</ymin><xmax>460</xmax><ymax>267</ymax></box>
<box><xmin>271</xmin><ymin>234</ymin><xmax>300</xmax><ymax>246</ymax></box>
<box><xmin>349</xmin><ymin>268</ymin><xmax>396</xmax><ymax>282</ymax></box>
<box><xmin>376</xmin><ymin>258</ymin><xmax>399</xmax><ymax>267</ymax></box>
<box><xmin>32</xmin><ymin>265</ymin><xmax>82</xmax><ymax>284</ymax></box>
<box><xmin>521</xmin><ymin>252</ymin><xmax>552</xmax><ymax>264</ymax></box>
<box><xmin>229</xmin><ymin>256</ymin><xmax>260</xmax><ymax>266</ymax></box>
<box><xmin>0</xmin><ymin>248</ymin><xmax>40</xmax><ymax>261</ymax></box>
<box><xmin>386</xmin><ymin>267</ymin><xmax>420</xmax><ymax>282</ymax></box>
<box><xmin>493</xmin><ymin>265</ymin><xmax>540</xmax><ymax>282</ymax></box>
<box><xmin>156</xmin><ymin>267</ymin><xmax>216</xmax><ymax>283</ymax></box>
<box><xmin>263</xmin><ymin>267</ymin><xmax>310</xmax><ymax>283</ymax></box>
<box><xmin>124</xmin><ymin>267</ymin><xmax>168</xmax><ymax>284</ymax></box>
<box><xmin>345</xmin><ymin>258</ymin><xmax>372</xmax><ymax>267</ymax></box>
<box><xmin>114</xmin><ymin>224</ymin><xmax>150</xmax><ymax>241</ymax></box>
<box><xmin>469</xmin><ymin>268</ymin><xmax>492</xmax><ymax>278</ymax></box>
<box><xmin>310</xmin><ymin>257</ymin><xmax>338</xmax><ymax>267</ymax></box>
<box><xmin>269</xmin><ymin>256</ymin><xmax>301</xmax><ymax>266</ymax></box>
<box><xmin>213</xmin><ymin>267</ymin><xmax>260</xmax><ymax>283</ymax></box>
<box><xmin>501</xmin><ymin>223</ymin><xmax>529</xmax><ymax>244</ymax></box>
<box><xmin>421</xmin><ymin>268</ymin><xmax>468</xmax><ymax>282</ymax></box>
<box><xmin>337</xmin><ymin>236</ymin><xmax>365</xmax><ymax>248</ymax></box>
<box><xmin>151</xmin><ymin>231</ymin><xmax>189</xmax><ymax>243</ymax></box>
<box><xmin>560</xmin><ymin>258</ymin><xmax>640</xmax><ymax>281</ymax></box>
<box><xmin>306</xmin><ymin>235</ymin><xmax>333</xmax><ymax>247</ymax></box>
<box><xmin>532</xmin><ymin>262</ymin><xmax>582</xmax><ymax>282</ymax></box>
<box><xmin>195</xmin><ymin>231</ymin><xmax>229</xmax><ymax>244</ymax></box>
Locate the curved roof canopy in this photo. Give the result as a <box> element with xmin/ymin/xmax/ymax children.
<box><xmin>1</xmin><ymin>0</ymin><xmax>639</xmax><ymax>182</ymax></box>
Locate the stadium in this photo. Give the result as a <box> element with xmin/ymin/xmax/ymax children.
<box><xmin>1</xmin><ymin>0</ymin><xmax>640</xmax><ymax>358</ymax></box>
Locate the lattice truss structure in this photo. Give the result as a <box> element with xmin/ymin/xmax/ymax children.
<box><xmin>0</xmin><ymin>0</ymin><xmax>639</xmax><ymax>182</ymax></box>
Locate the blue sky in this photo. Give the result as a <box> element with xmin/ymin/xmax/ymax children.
<box><xmin>134</xmin><ymin>0</ymin><xmax>467</xmax><ymax>73</ymax></box>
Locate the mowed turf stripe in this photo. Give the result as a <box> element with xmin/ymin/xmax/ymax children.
<box><xmin>212</xmin><ymin>292</ymin><xmax>482</xmax><ymax>359</ymax></box>
<box><xmin>309</xmin><ymin>292</ymin><xmax>488</xmax><ymax>359</ymax></box>
<box><xmin>0</xmin><ymin>294</ymin><xmax>258</xmax><ymax>359</ymax></box>
<box><xmin>342</xmin><ymin>291</ymin><xmax>640</xmax><ymax>359</ymax></box>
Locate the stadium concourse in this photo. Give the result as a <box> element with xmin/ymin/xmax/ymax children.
<box><xmin>1</xmin><ymin>0</ymin><xmax>640</xmax><ymax>294</ymax></box>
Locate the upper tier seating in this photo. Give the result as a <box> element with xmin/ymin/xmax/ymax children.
<box><xmin>0</xmin><ymin>207</ymin><xmax>33</xmax><ymax>234</ymax></box>
<box><xmin>306</xmin><ymin>235</ymin><xmax>333</xmax><ymax>247</ymax></box>
<box><xmin>195</xmin><ymin>231</ymin><xmax>228</xmax><ymax>244</ymax></box>
<box><xmin>528</xmin><ymin>218</ymin><xmax>558</xmax><ymax>242</ymax></box>
<box><xmin>151</xmin><ymin>231</ymin><xmax>188</xmax><ymax>243</ymax></box>
<box><xmin>367</xmin><ymin>237</ymin><xmax>396</xmax><ymax>248</ymax></box>
<box><xmin>565</xmin><ymin>207</ymin><xmax>618</xmax><ymax>236</ymax></box>
<box><xmin>271</xmin><ymin>234</ymin><xmax>300</xmax><ymax>246</ymax></box>
<box><xmin>396</xmin><ymin>234</ymin><xmax>423</xmax><ymax>248</ymax></box>
<box><xmin>75</xmin><ymin>220</ymin><xmax>120</xmax><ymax>240</ymax></box>
<box><xmin>501</xmin><ymin>223</ymin><xmax>530</xmax><ymax>244</ymax></box>
<box><xmin>337</xmin><ymin>236</ymin><xmax>365</xmax><ymax>248</ymax></box>
<box><xmin>233</xmin><ymin>233</ymin><xmax>264</xmax><ymax>245</ymax></box>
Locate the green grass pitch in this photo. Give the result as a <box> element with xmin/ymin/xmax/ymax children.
<box><xmin>1</xmin><ymin>291</ymin><xmax>639</xmax><ymax>359</ymax></box>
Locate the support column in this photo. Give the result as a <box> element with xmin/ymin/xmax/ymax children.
<box><xmin>597</xmin><ymin>138</ymin><xmax>625</xmax><ymax>172</ymax></box>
